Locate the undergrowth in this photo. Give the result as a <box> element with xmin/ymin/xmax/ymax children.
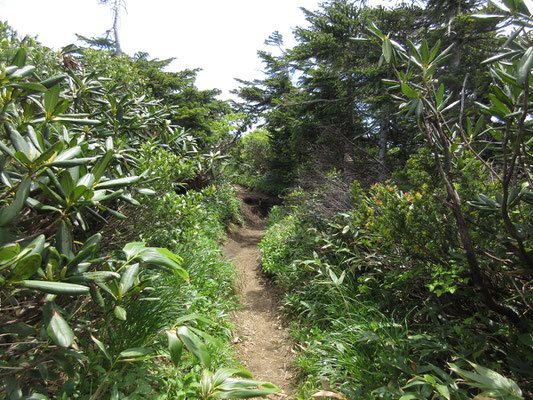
<box><xmin>261</xmin><ymin>179</ymin><xmax>531</xmax><ymax>399</ymax></box>
<box><xmin>54</xmin><ymin>179</ymin><xmax>242</xmax><ymax>399</ymax></box>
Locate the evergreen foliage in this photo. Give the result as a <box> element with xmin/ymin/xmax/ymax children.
<box><xmin>247</xmin><ymin>0</ymin><xmax>533</xmax><ymax>398</ymax></box>
<box><xmin>0</xmin><ymin>21</ymin><xmax>276</xmax><ymax>399</ymax></box>
<box><xmin>3</xmin><ymin>0</ymin><xmax>533</xmax><ymax>397</ymax></box>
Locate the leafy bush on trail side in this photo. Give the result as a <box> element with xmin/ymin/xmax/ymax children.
<box><xmin>260</xmin><ymin>3</ymin><xmax>533</xmax><ymax>398</ymax></box>
<box><xmin>0</xmin><ymin>24</ymin><xmax>277</xmax><ymax>399</ymax></box>
<box><xmin>261</xmin><ymin>176</ymin><xmax>530</xmax><ymax>398</ymax></box>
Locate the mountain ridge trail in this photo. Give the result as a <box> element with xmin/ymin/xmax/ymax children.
<box><xmin>222</xmin><ymin>185</ymin><xmax>295</xmax><ymax>398</ymax></box>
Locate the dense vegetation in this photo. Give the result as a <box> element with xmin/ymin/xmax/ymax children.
<box><xmin>3</xmin><ymin>0</ymin><xmax>533</xmax><ymax>398</ymax></box>
<box><xmin>0</xmin><ymin>21</ymin><xmax>278</xmax><ymax>399</ymax></box>
<box><xmin>232</xmin><ymin>0</ymin><xmax>533</xmax><ymax>398</ymax></box>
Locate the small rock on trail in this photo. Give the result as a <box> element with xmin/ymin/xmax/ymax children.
<box><xmin>223</xmin><ymin>186</ymin><xmax>294</xmax><ymax>398</ymax></box>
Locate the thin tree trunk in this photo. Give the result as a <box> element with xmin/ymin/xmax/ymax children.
<box><xmin>424</xmin><ymin>120</ymin><xmax>520</xmax><ymax>324</ymax></box>
<box><xmin>112</xmin><ymin>0</ymin><xmax>122</xmax><ymax>57</ymax></box>
<box><xmin>378</xmin><ymin>105</ymin><xmax>390</xmax><ymax>181</ymax></box>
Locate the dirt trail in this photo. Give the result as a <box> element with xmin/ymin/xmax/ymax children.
<box><xmin>223</xmin><ymin>186</ymin><xmax>295</xmax><ymax>397</ymax></box>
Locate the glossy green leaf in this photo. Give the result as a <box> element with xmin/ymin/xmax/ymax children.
<box><xmin>174</xmin><ymin>313</ymin><xmax>214</xmax><ymax>326</ymax></box>
<box><xmin>44</xmin><ymin>85</ymin><xmax>60</xmax><ymax>115</ymax></box>
<box><xmin>0</xmin><ymin>177</ymin><xmax>31</xmax><ymax>226</ymax></box>
<box><xmin>68</xmin><ymin>271</ymin><xmax>120</xmax><ymax>283</ymax></box>
<box><xmin>516</xmin><ymin>47</ymin><xmax>533</xmax><ymax>86</ymax></box>
<box><xmin>104</xmin><ymin>207</ymin><xmax>127</xmax><ymax>220</ymax></box>
<box><xmin>136</xmin><ymin>188</ymin><xmax>156</xmax><ymax>195</ymax></box>
<box><xmin>3</xmin><ymin>65</ymin><xmax>18</xmax><ymax>74</ymax></box>
<box><xmin>440</xmin><ymin>99</ymin><xmax>460</xmax><ymax>114</ymax></box>
<box><xmin>470</xmin><ymin>13</ymin><xmax>506</xmax><ymax>20</ymax></box>
<box><xmin>14</xmin><ymin>150</ymin><xmax>33</xmax><ymax>165</ymax></box>
<box><xmin>166</xmin><ymin>330</ymin><xmax>183</xmax><ymax>366</ymax></box>
<box><xmin>120</xmin><ymin>263</ymin><xmax>140</xmax><ymax>294</ymax></box>
<box><xmin>10</xmin><ymin>65</ymin><xmax>35</xmax><ymax>78</ymax></box>
<box><xmin>2</xmin><ymin>375</ymin><xmax>22</xmax><ymax>399</ymax></box>
<box><xmin>54</xmin><ymin>117</ymin><xmax>101</xmax><ymax>125</ymax></box>
<box><xmin>177</xmin><ymin>326</ymin><xmax>211</xmax><ymax>368</ymax></box>
<box><xmin>105</xmin><ymin>136</ymin><xmax>114</xmax><ymax>151</ymax></box>
<box><xmin>436</xmin><ymin>84</ymin><xmax>444</xmax><ymax>107</ymax></box>
<box><xmin>420</xmin><ymin>40</ymin><xmax>429</xmax><ymax>64</ymax></box>
<box><xmin>110</xmin><ymin>384</ymin><xmax>119</xmax><ymax>400</ymax></box>
<box><xmin>46</xmin><ymin>157</ymin><xmax>95</xmax><ymax>167</ymax></box>
<box><xmin>428</xmin><ymin>40</ymin><xmax>441</xmax><ymax>63</ymax></box>
<box><xmin>95</xmin><ymin>175</ymin><xmax>141</xmax><ymax>189</ymax></box>
<box><xmin>71</xmin><ymin>185</ymin><xmax>88</xmax><ymax>202</ymax></box>
<box><xmin>483</xmin><ymin>50</ymin><xmax>521</xmax><ymax>65</ymax></box>
<box><xmin>491</xmin><ymin>85</ymin><xmax>514</xmax><ymax>107</ymax></box>
<box><xmin>367</xmin><ymin>22</ymin><xmax>385</xmax><ymax>39</ymax></box>
<box><xmin>76</xmin><ymin>173</ymin><xmax>95</xmax><ymax>190</ymax></box>
<box><xmin>382</xmin><ymin>38</ymin><xmax>392</xmax><ymax>63</ymax></box>
<box><xmin>401</xmin><ymin>83</ymin><xmax>418</xmax><ymax>99</ymax></box>
<box><xmin>415</xmin><ymin>98</ymin><xmax>424</xmax><ymax>117</ymax></box>
<box><xmin>431</xmin><ymin>43</ymin><xmax>454</xmax><ymax>66</ymax></box>
<box><xmin>27</xmin><ymin>126</ymin><xmax>44</xmax><ymax>151</ymax></box>
<box><xmin>91</xmin><ymin>335</ymin><xmax>112</xmax><ymax>361</ymax></box>
<box><xmin>0</xmin><ymin>243</ymin><xmax>20</xmax><ymax>263</ymax></box>
<box><xmin>40</xmin><ymin>74</ymin><xmax>67</xmax><ymax>88</ymax></box>
<box><xmin>6</xmin><ymin>124</ymin><xmax>29</xmax><ymax>154</ymax></box>
<box><xmin>407</xmin><ymin>40</ymin><xmax>422</xmax><ymax>63</ymax></box>
<box><xmin>10</xmin><ymin>49</ymin><xmax>27</xmax><ymax>67</ymax></box>
<box><xmin>122</xmin><ymin>242</ymin><xmax>146</xmax><ymax>260</ymax></box>
<box><xmin>91</xmin><ymin>189</ymin><xmax>122</xmax><ymax>203</ymax></box>
<box><xmin>0</xmin><ymin>321</ymin><xmax>36</xmax><ymax>336</ymax></box>
<box><xmin>118</xmin><ymin>347</ymin><xmax>152</xmax><ymax>360</ymax></box>
<box><xmin>119</xmin><ymin>193</ymin><xmax>140</xmax><ymax>206</ymax></box>
<box><xmin>398</xmin><ymin>395</ymin><xmax>418</xmax><ymax>400</ymax></box>
<box><xmin>407</xmin><ymin>98</ymin><xmax>422</xmax><ymax>118</ymax></box>
<box><xmin>38</xmin><ymin>182</ymin><xmax>66</xmax><ymax>207</ymax></box>
<box><xmin>71</xmin><ymin>173</ymin><xmax>95</xmax><ymax>201</ymax></box>
<box><xmin>53</xmin><ymin>146</ymin><xmax>82</xmax><ymax>163</ymax></box>
<box><xmin>114</xmin><ymin>305</ymin><xmax>127</xmax><ymax>321</ymax></box>
<box><xmin>10</xmin><ymin>82</ymin><xmax>47</xmax><ymax>92</ymax></box>
<box><xmin>139</xmin><ymin>247</ymin><xmax>188</xmax><ymax>282</ymax></box>
<box><xmin>59</xmin><ymin>171</ymin><xmax>75</xmax><ymax>198</ymax></box>
<box><xmin>489</xmin><ymin>94</ymin><xmax>511</xmax><ymax>115</ymax></box>
<box><xmin>187</xmin><ymin>330</ymin><xmax>221</xmax><ymax>356</ymax></box>
<box><xmin>65</xmin><ymin>233</ymin><xmax>101</xmax><ymax>270</ymax></box>
<box><xmin>92</xmin><ymin>149</ymin><xmax>114</xmax><ymax>181</ymax></box>
<box><xmin>56</xmin><ymin>221</ymin><xmax>74</xmax><ymax>259</ymax></box>
<box><xmin>218</xmin><ymin>378</ymin><xmax>277</xmax><ymax>391</ymax></box>
<box><xmin>34</xmin><ymin>141</ymin><xmax>63</xmax><ymax>165</ymax></box>
<box><xmin>90</xmin><ymin>285</ymin><xmax>106</xmax><ymax>308</ymax></box>
<box><xmin>468</xmin><ymin>361</ymin><xmax>522</xmax><ymax>395</ymax></box>
<box><xmin>435</xmin><ymin>384</ymin><xmax>450</xmax><ymax>400</ymax></box>
<box><xmin>0</xmin><ymin>139</ymin><xmax>17</xmax><ymax>158</ymax></box>
<box><xmin>46</xmin><ymin>309</ymin><xmax>74</xmax><ymax>347</ymax></box>
<box><xmin>28</xmin><ymin>234</ymin><xmax>46</xmax><ymax>254</ymax></box>
<box><xmin>473</xmin><ymin>116</ymin><xmax>485</xmax><ymax>136</ymax></box>
<box><xmin>211</xmin><ymin>368</ymin><xmax>243</xmax><ymax>387</ymax></box>
<box><xmin>19</xmin><ymin>280</ymin><xmax>89</xmax><ymax>295</ymax></box>
<box><xmin>10</xmin><ymin>254</ymin><xmax>42</xmax><ymax>281</ymax></box>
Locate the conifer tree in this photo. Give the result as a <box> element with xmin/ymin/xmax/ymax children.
<box><xmin>98</xmin><ymin>0</ymin><xmax>125</xmax><ymax>56</ymax></box>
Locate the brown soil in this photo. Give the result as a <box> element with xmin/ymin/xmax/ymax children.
<box><xmin>223</xmin><ymin>186</ymin><xmax>295</xmax><ymax>398</ymax></box>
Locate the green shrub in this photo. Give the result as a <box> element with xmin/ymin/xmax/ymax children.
<box><xmin>260</xmin><ymin>179</ymin><xmax>528</xmax><ymax>398</ymax></box>
<box><xmin>0</xmin><ymin>24</ymin><xmax>275</xmax><ymax>400</ymax></box>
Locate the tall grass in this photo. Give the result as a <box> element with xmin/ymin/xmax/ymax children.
<box><xmin>79</xmin><ymin>182</ymin><xmax>242</xmax><ymax>398</ymax></box>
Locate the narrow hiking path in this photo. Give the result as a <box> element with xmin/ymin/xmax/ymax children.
<box><xmin>222</xmin><ymin>186</ymin><xmax>295</xmax><ymax>398</ymax></box>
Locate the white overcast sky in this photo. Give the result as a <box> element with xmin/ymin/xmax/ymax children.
<box><xmin>0</xmin><ymin>0</ymin><xmax>393</xmax><ymax>99</ymax></box>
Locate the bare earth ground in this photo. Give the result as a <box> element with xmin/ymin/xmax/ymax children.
<box><xmin>222</xmin><ymin>186</ymin><xmax>295</xmax><ymax>398</ymax></box>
